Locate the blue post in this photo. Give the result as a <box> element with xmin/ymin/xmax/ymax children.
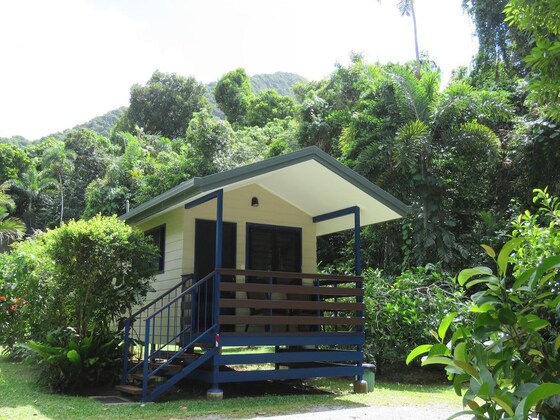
<box><xmin>313</xmin><ymin>205</ymin><xmax>366</xmax><ymax>391</ymax></box>
<box><xmin>208</xmin><ymin>189</ymin><xmax>224</xmax><ymax>399</ymax></box>
<box><xmin>143</xmin><ymin>320</ymin><xmax>151</xmax><ymax>402</ymax></box>
<box><xmin>353</xmin><ymin>207</ymin><xmax>366</xmax><ymax>391</ymax></box>
<box><xmin>354</xmin><ymin>208</ymin><xmax>361</xmax><ymax>277</ymax></box>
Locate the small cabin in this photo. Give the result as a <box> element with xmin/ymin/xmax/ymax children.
<box><xmin>118</xmin><ymin>146</ymin><xmax>408</xmax><ymax>401</ymax></box>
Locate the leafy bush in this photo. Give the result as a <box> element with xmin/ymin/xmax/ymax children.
<box><xmin>363</xmin><ymin>264</ymin><xmax>467</xmax><ymax>372</ymax></box>
<box><xmin>0</xmin><ymin>215</ymin><xmax>158</xmax><ymax>388</ymax></box>
<box><xmin>26</xmin><ymin>327</ymin><xmax>121</xmax><ymax>392</ymax></box>
<box><xmin>408</xmin><ymin>193</ymin><xmax>560</xmax><ymax>419</ymax></box>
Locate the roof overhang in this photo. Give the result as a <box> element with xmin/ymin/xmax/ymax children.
<box><xmin>120</xmin><ymin>147</ymin><xmax>409</xmax><ymax>236</ymax></box>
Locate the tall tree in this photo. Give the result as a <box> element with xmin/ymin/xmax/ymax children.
<box><xmin>246</xmin><ymin>89</ymin><xmax>296</xmax><ymax>127</ymax></box>
<box><xmin>397</xmin><ymin>1</ymin><xmax>421</xmax><ymax>78</ymax></box>
<box><xmin>54</xmin><ymin>129</ymin><xmax>112</xmax><ymax>221</ymax></box>
<box><xmin>0</xmin><ymin>143</ymin><xmax>30</xmax><ymax>184</ymax></box>
<box><xmin>117</xmin><ymin>70</ymin><xmax>208</xmax><ymax>138</ymax></box>
<box><xmin>0</xmin><ymin>182</ymin><xmax>25</xmax><ymax>244</ymax></box>
<box><xmin>462</xmin><ymin>0</ymin><xmax>530</xmax><ymax>85</ymax></box>
<box><xmin>505</xmin><ymin>0</ymin><xmax>560</xmax><ymax>122</ymax></box>
<box><xmin>214</xmin><ymin>68</ymin><xmax>254</xmax><ymax>125</ymax></box>
<box><xmin>42</xmin><ymin>141</ymin><xmax>77</xmax><ymax>224</ymax></box>
<box><xmin>185</xmin><ymin>109</ymin><xmax>235</xmax><ymax>175</ymax></box>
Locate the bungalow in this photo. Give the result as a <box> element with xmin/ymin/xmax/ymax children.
<box><xmin>118</xmin><ymin>146</ymin><xmax>408</xmax><ymax>402</ymax></box>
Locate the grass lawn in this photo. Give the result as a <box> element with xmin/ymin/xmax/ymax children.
<box><xmin>0</xmin><ymin>352</ymin><xmax>463</xmax><ymax>419</ymax></box>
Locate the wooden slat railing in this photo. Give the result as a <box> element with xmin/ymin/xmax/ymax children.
<box><xmin>215</xmin><ymin>268</ymin><xmax>364</xmax><ymax>332</ymax></box>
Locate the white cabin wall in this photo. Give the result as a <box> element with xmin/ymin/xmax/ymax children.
<box><xmin>136</xmin><ymin>207</ymin><xmax>184</xmax><ymax>297</ymax></box>
<box><xmin>183</xmin><ymin>184</ymin><xmax>317</xmax><ymax>274</ymax></box>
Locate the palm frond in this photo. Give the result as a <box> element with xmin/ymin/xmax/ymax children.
<box><xmin>0</xmin><ymin>182</ymin><xmax>17</xmax><ymax>211</ymax></box>
<box><xmin>393</xmin><ymin>120</ymin><xmax>430</xmax><ymax>173</ymax></box>
<box><xmin>0</xmin><ymin>213</ymin><xmax>25</xmax><ymax>243</ymax></box>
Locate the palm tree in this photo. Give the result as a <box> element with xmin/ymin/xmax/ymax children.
<box><xmin>377</xmin><ymin>1</ymin><xmax>421</xmax><ymax>78</ymax></box>
<box><xmin>0</xmin><ymin>182</ymin><xmax>25</xmax><ymax>244</ymax></box>
<box><xmin>42</xmin><ymin>142</ymin><xmax>76</xmax><ymax>224</ymax></box>
<box><xmin>389</xmin><ymin>68</ymin><xmax>512</xmax><ymax>265</ymax></box>
<box><xmin>397</xmin><ymin>0</ymin><xmax>421</xmax><ymax>78</ymax></box>
<box><xmin>9</xmin><ymin>167</ymin><xmax>57</xmax><ymax>233</ymax></box>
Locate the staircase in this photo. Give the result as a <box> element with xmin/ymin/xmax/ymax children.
<box><xmin>117</xmin><ymin>271</ymin><xmax>219</xmax><ymax>402</ymax></box>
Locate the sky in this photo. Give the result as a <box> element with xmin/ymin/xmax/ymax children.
<box><xmin>0</xmin><ymin>0</ymin><xmax>478</xmax><ymax>140</ymax></box>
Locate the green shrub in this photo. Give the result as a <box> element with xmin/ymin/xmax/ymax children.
<box><xmin>0</xmin><ymin>215</ymin><xmax>158</xmax><ymax>388</ymax></box>
<box><xmin>363</xmin><ymin>264</ymin><xmax>467</xmax><ymax>372</ymax></box>
<box><xmin>26</xmin><ymin>327</ymin><xmax>121</xmax><ymax>392</ymax></box>
<box><xmin>408</xmin><ymin>192</ymin><xmax>560</xmax><ymax>419</ymax></box>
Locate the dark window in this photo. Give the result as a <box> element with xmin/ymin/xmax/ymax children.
<box><xmin>247</xmin><ymin>224</ymin><xmax>302</xmax><ymax>273</ymax></box>
<box><xmin>145</xmin><ymin>225</ymin><xmax>165</xmax><ymax>273</ymax></box>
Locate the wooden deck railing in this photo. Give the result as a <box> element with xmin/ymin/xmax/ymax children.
<box><xmin>216</xmin><ymin>268</ymin><xmax>365</xmax><ymax>332</ymax></box>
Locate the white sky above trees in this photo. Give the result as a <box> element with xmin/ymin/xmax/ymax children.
<box><xmin>0</xmin><ymin>0</ymin><xmax>477</xmax><ymax>140</ymax></box>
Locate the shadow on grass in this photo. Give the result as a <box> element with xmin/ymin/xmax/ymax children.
<box><xmin>0</xmin><ymin>355</ymin><xmax>367</xmax><ymax>419</ymax></box>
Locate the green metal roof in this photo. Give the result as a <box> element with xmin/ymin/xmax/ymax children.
<box><xmin>120</xmin><ymin>146</ymin><xmax>409</xmax><ymax>235</ymax></box>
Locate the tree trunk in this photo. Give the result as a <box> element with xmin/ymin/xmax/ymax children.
<box><xmin>410</xmin><ymin>3</ymin><xmax>421</xmax><ymax>79</ymax></box>
<box><xmin>59</xmin><ymin>175</ymin><xmax>64</xmax><ymax>225</ymax></box>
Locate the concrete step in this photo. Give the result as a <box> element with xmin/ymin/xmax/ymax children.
<box><xmin>115</xmin><ymin>384</ymin><xmax>143</xmax><ymax>396</ymax></box>
<box><xmin>130</xmin><ymin>373</ymin><xmax>166</xmax><ymax>383</ymax></box>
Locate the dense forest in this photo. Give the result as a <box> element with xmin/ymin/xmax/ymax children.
<box><xmin>1</xmin><ymin>4</ymin><xmax>559</xmax><ymax>279</ymax></box>
<box><xmin>0</xmin><ymin>0</ymin><xmax>560</xmax><ymax>410</ymax></box>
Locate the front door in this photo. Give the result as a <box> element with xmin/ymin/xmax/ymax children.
<box><xmin>247</xmin><ymin>224</ymin><xmax>302</xmax><ymax>273</ymax></box>
<box><xmin>194</xmin><ymin>219</ymin><xmax>236</xmax><ymax>331</ymax></box>
<box><xmin>246</xmin><ymin>224</ymin><xmax>302</xmax><ymax>331</ymax></box>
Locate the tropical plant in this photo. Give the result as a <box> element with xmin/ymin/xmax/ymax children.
<box><xmin>26</xmin><ymin>327</ymin><xmax>121</xmax><ymax>392</ymax></box>
<box><xmin>363</xmin><ymin>264</ymin><xmax>467</xmax><ymax>372</ymax></box>
<box><xmin>397</xmin><ymin>0</ymin><xmax>421</xmax><ymax>78</ymax></box>
<box><xmin>214</xmin><ymin>68</ymin><xmax>254</xmax><ymax>125</ymax></box>
<box><xmin>0</xmin><ymin>215</ymin><xmax>159</xmax><ymax>348</ymax></box>
<box><xmin>8</xmin><ymin>167</ymin><xmax>56</xmax><ymax>232</ymax></box>
<box><xmin>388</xmin><ymin>70</ymin><xmax>511</xmax><ymax>268</ymax></box>
<box><xmin>0</xmin><ymin>182</ymin><xmax>25</xmax><ymax>244</ymax></box>
<box><xmin>505</xmin><ymin>0</ymin><xmax>560</xmax><ymax>122</ymax></box>
<box><xmin>118</xmin><ymin>70</ymin><xmax>208</xmax><ymax>138</ymax></box>
<box><xmin>407</xmin><ymin>194</ymin><xmax>560</xmax><ymax>420</ymax></box>
<box><xmin>41</xmin><ymin>140</ymin><xmax>76</xmax><ymax>224</ymax></box>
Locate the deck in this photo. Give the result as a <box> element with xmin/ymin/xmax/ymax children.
<box><xmin>121</xmin><ymin>268</ymin><xmax>366</xmax><ymax>401</ymax></box>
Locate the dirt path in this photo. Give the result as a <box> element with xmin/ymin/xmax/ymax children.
<box><xmin>248</xmin><ymin>405</ymin><xmax>470</xmax><ymax>420</ymax></box>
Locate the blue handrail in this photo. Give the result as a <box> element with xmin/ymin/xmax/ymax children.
<box><xmin>121</xmin><ymin>274</ymin><xmax>194</xmax><ymax>385</ymax></box>
<box><xmin>121</xmin><ymin>270</ymin><xmax>220</xmax><ymax>401</ymax></box>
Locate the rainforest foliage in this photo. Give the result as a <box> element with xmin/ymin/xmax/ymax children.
<box><xmin>0</xmin><ymin>2</ymin><xmax>559</xmax><ymax>398</ymax></box>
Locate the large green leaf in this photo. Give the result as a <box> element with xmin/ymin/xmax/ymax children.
<box><xmin>481</xmin><ymin>244</ymin><xmax>496</xmax><ymax>259</ymax></box>
<box><xmin>497</xmin><ymin>238</ymin><xmax>523</xmax><ymax>277</ymax></box>
<box><xmin>465</xmin><ymin>276</ymin><xmax>499</xmax><ymax>289</ymax></box>
<box><xmin>530</xmin><ymin>254</ymin><xmax>560</xmax><ymax>290</ymax></box>
<box><xmin>421</xmin><ymin>356</ymin><xmax>456</xmax><ymax>367</ymax></box>
<box><xmin>516</xmin><ymin>383</ymin><xmax>560</xmax><ymax>419</ymax></box>
<box><xmin>453</xmin><ymin>342</ymin><xmax>467</xmax><ymax>363</ymax></box>
<box><xmin>66</xmin><ymin>349</ymin><xmax>81</xmax><ymax>364</ymax></box>
<box><xmin>438</xmin><ymin>312</ymin><xmax>457</xmax><ymax>341</ymax></box>
<box><xmin>457</xmin><ymin>267</ymin><xmax>493</xmax><ymax>287</ymax></box>
<box><xmin>406</xmin><ymin>344</ymin><xmax>433</xmax><ymax>365</ymax></box>
<box><xmin>491</xmin><ymin>395</ymin><xmax>514</xmax><ymax>417</ymax></box>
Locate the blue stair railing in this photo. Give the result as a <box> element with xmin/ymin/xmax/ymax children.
<box><xmin>121</xmin><ymin>271</ymin><xmax>219</xmax><ymax>401</ymax></box>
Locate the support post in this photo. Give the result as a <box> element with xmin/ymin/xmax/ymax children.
<box><xmin>142</xmin><ymin>320</ymin><xmax>151</xmax><ymax>402</ymax></box>
<box><xmin>352</xmin><ymin>207</ymin><xmax>365</xmax><ymax>391</ymax></box>
<box><xmin>212</xmin><ymin>190</ymin><xmax>224</xmax><ymax>398</ymax></box>
<box><xmin>186</xmin><ymin>189</ymin><xmax>225</xmax><ymax>399</ymax></box>
<box><xmin>313</xmin><ymin>206</ymin><xmax>365</xmax><ymax>391</ymax></box>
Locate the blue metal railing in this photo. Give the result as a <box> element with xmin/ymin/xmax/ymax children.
<box><xmin>121</xmin><ymin>274</ymin><xmax>193</xmax><ymax>384</ymax></box>
<box><xmin>121</xmin><ymin>271</ymin><xmax>220</xmax><ymax>400</ymax></box>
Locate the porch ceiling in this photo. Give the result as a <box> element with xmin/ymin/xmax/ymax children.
<box><xmin>121</xmin><ymin>147</ymin><xmax>409</xmax><ymax>236</ymax></box>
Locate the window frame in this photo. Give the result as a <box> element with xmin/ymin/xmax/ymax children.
<box><xmin>145</xmin><ymin>224</ymin><xmax>166</xmax><ymax>274</ymax></box>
